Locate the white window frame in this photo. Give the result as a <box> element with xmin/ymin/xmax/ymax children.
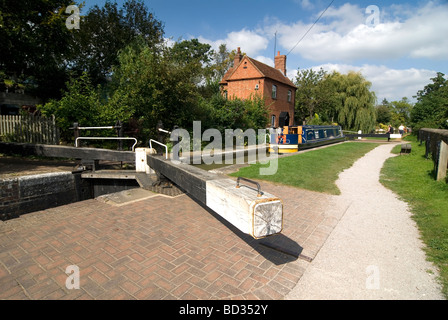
<box><xmin>272</xmin><ymin>85</ymin><xmax>277</xmax><ymax>99</ymax></box>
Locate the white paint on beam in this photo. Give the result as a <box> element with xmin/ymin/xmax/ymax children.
<box><xmin>206</xmin><ymin>179</ymin><xmax>283</xmax><ymax>239</ymax></box>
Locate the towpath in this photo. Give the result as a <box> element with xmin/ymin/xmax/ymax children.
<box><xmin>285</xmin><ymin>143</ymin><xmax>444</xmax><ymax>299</ymax></box>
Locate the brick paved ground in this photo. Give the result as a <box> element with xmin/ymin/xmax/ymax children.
<box><xmin>0</xmin><ymin>180</ymin><xmax>343</xmax><ymax>300</ymax></box>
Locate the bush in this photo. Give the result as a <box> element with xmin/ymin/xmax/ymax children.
<box><xmin>38</xmin><ymin>73</ymin><xmax>133</xmax><ymax>142</ymax></box>
<box><xmin>199</xmin><ymin>93</ymin><xmax>269</xmax><ymax>134</ymax></box>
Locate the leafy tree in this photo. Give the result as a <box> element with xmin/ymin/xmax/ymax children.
<box><xmin>170</xmin><ymin>39</ymin><xmax>212</xmax><ymax>67</ymax></box>
<box><xmin>0</xmin><ymin>0</ymin><xmax>77</xmax><ymax>100</ymax></box>
<box><xmin>199</xmin><ymin>44</ymin><xmax>242</xmax><ymax>99</ymax></box>
<box><xmin>169</xmin><ymin>38</ymin><xmax>213</xmax><ymax>87</ymax></box>
<box><xmin>294</xmin><ymin>68</ymin><xmax>377</xmax><ymax>131</ymax></box>
<box><xmin>39</xmin><ymin>71</ymin><xmax>134</xmax><ymax>142</ymax></box>
<box><xmin>411</xmin><ymin>72</ymin><xmax>448</xmax><ymax>130</ymax></box>
<box><xmin>294</xmin><ymin>68</ymin><xmax>328</xmax><ymax>124</ymax></box>
<box><xmin>210</xmin><ymin>44</ymin><xmax>232</xmax><ymax>82</ymax></box>
<box><xmin>199</xmin><ymin>93</ymin><xmax>269</xmax><ymax>134</ymax></box>
<box><xmin>70</xmin><ymin>0</ymin><xmax>164</xmax><ymax>86</ymax></box>
<box><xmin>389</xmin><ymin>97</ymin><xmax>413</xmax><ymax>128</ymax></box>
<box><xmin>376</xmin><ymin>99</ymin><xmax>392</xmax><ymax>125</ymax></box>
<box><xmin>107</xmin><ymin>38</ymin><xmax>204</xmax><ymax>139</ymax></box>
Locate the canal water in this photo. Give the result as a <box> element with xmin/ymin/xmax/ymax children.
<box><xmin>189</xmin><ymin>146</ymin><xmax>271</xmax><ymax>171</ymax></box>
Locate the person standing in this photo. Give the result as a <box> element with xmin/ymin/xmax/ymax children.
<box><xmin>387</xmin><ymin>125</ymin><xmax>394</xmax><ymax>142</ymax></box>
<box><xmin>399</xmin><ymin>124</ymin><xmax>405</xmax><ymax>136</ymax></box>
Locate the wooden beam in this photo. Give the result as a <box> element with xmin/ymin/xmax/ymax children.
<box><xmin>147</xmin><ymin>155</ymin><xmax>283</xmax><ymax>239</ymax></box>
<box><xmin>0</xmin><ymin>142</ymin><xmax>135</xmax><ymax>162</ymax></box>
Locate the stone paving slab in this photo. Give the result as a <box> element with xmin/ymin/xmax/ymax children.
<box><xmin>0</xmin><ymin>179</ymin><xmax>341</xmax><ymax>300</ymax></box>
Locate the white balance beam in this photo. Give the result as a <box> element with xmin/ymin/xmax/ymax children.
<box><xmin>147</xmin><ymin>155</ymin><xmax>283</xmax><ymax>239</ymax></box>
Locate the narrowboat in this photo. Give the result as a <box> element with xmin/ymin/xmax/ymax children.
<box><xmin>269</xmin><ymin>125</ymin><xmax>345</xmax><ymax>153</ymax></box>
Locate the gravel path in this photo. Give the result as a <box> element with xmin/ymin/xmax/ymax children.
<box><xmin>286</xmin><ymin>143</ymin><xmax>445</xmax><ymax>300</ymax></box>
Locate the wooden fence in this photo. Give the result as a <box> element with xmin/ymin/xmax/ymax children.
<box><xmin>0</xmin><ymin>114</ymin><xmax>60</xmax><ymax>145</ymax></box>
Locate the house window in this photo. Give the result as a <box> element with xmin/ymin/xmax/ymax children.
<box><xmin>287</xmin><ymin>90</ymin><xmax>292</xmax><ymax>102</ymax></box>
<box><xmin>272</xmin><ymin>85</ymin><xmax>277</xmax><ymax>99</ymax></box>
<box><xmin>271</xmin><ymin>115</ymin><xmax>276</xmax><ymax>127</ymax></box>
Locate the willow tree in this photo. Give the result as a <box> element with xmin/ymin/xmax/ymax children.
<box><xmin>327</xmin><ymin>71</ymin><xmax>377</xmax><ymax>132</ymax></box>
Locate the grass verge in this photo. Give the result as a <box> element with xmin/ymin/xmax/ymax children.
<box><xmin>380</xmin><ymin>135</ymin><xmax>448</xmax><ymax>298</ymax></box>
<box><xmin>229</xmin><ymin>141</ymin><xmax>379</xmax><ymax>195</ymax></box>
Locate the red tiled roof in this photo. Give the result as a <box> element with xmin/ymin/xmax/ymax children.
<box><xmin>219</xmin><ymin>67</ymin><xmax>234</xmax><ymax>85</ymax></box>
<box><xmin>220</xmin><ymin>56</ymin><xmax>297</xmax><ymax>89</ymax></box>
<box><xmin>247</xmin><ymin>57</ymin><xmax>296</xmax><ymax>88</ymax></box>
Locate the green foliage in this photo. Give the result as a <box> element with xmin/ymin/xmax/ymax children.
<box><xmin>106</xmin><ymin>38</ymin><xmax>268</xmax><ymax>141</ymax></box>
<box><xmin>294</xmin><ymin>68</ymin><xmax>328</xmax><ymax>123</ymax></box>
<box><xmin>208</xmin><ymin>44</ymin><xmax>233</xmax><ymax>83</ymax></box>
<box><xmin>108</xmin><ymin>38</ymin><xmax>207</xmax><ymax>139</ymax></box>
<box><xmin>307</xmin><ymin>113</ymin><xmax>323</xmax><ymax>125</ymax></box>
<box><xmin>37</xmin><ymin>34</ymin><xmax>270</xmax><ymax>145</ymax></box>
<box><xmin>198</xmin><ymin>93</ymin><xmax>269</xmax><ymax>134</ymax></box>
<box><xmin>70</xmin><ymin>0</ymin><xmax>164</xmax><ymax>86</ymax></box>
<box><xmin>0</xmin><ymin>0</ymin><xmax>165</xmax><ymax>102</ymax></box>
<box><xmin>329</xmin><ymin>71</ymin><xmax>377</xmax><ymax>132</ymax></box>
<box><xmin>294</xmin><ymin>69</ymin><xmax>377</xmax><ymax>132</ymax></box>
<box><xmin>230</xmin><ymin>142</ymin><xmax>379</xmax><ymax>195</ymax></box>
<box><xmin>376</xmin><ymin>102</ymin><xmax>392</xmax><ymax>125</ymax></box>
<box><xmin>376</xmin><ymin>97</ymin><xmax>413</xmax><ymax>129</ymax></box>
<box><xmin>411</xmin><ymin>72</ymin><xmax>448</xmax><ymax>131</ymax></box>
<box><xmin>38</xmin><ymin>72</ymin><xmax>132</xmax><ymax>142</ymax></box>
<box><xmin>390</xmin><ymin>97</ymin><xmax>413</xmax><ymax>126</ymax></box>
<box><xmin>3</xmin><ymin>0</ymin><xmax>274</xmax><ymax>149</ymax></box>
<box><xmin>0</xmin><ymin>0</ymin><xmax>76</xmax><ymax>100</ymax></box>
<box><xmin>380</xmin><ymin>135</ymin><xmax>448</xmax><ymax>298</ymax></box>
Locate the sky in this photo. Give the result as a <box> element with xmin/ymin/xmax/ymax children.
<box><xmin>83</xmin><ymin>0</ymin><xmax>448</xmax><ymax>103</ymax></box>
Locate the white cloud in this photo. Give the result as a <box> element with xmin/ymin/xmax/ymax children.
<box><xmin>163</xmin><ymin>37</ymin><xmax>176</xmax><ymax>48</ymax></box>
<box><xmin>295</xmin><ymin>0</ymin><xmax>314</xmax><ymax>10</ymax></box>
<box><xmin>311</xmin><ymin>63</ymin><xmax>437</xmax><ymax>102</ymax></box>
<box><xmin>198</xmin><ymin>29</ymin><xmax>269</xmax><ymax>56</ymax></box>
<box><xmin>275</xmin><ymin>2</ymin><xmax>448</xmax><ymax>62</ymax></box>
<box><xmin>253</xmin><ymin>55</ymin><xmax>274</xmax><ymax>67</ymax></box>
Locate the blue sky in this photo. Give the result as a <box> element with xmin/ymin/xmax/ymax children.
<box><xmin>83</xmin><ymin>0</ymin><xmax>448</xmax><ymax>102</ymax></box>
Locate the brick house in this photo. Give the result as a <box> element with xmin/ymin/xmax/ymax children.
<box><xmin>219</xmin><ymin>47</ymin><xmax>296</xmax><ymax>127</ymax></box>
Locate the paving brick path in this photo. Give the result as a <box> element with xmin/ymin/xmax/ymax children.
<box><xmin>0</xmin><ymin>180</ymin><xmax>341</xmax><ymax>300</ymax></box>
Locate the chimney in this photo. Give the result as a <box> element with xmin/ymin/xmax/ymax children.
<box><xmin>275</xmin><ymin>51</ymin><xmax>287</xmax><ymax>76</ymax></box>
<box><xmin>234</xmin><ymin>47</ymin><xmax>243</xmax><ymax>67</ymax></box>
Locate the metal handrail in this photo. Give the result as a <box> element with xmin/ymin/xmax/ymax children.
<box><xmin>149</xmin><ymin>139</ymin><xmax>168</xmax><ymax>159</ymax></box>
<box><xmin>236</xmin><ymin>177</ymin><xmax>262</xmax><ymax>197</ymax></box>
<box><xmin>76</xmin><ymin>126</ymin><xmax>116</xmax><ymax>130</ymax></box>
<box><xmin>75</xmin><ymin>137</ymin><xmax>138</xmax><ymax>151</ymax></box>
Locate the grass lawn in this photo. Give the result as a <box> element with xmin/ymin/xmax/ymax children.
<box><xmin>380</xmin><ymin>135</ymin><xmax>448</xmax><ymax>298</ymax></box>
<box><xmin>229</xmin><ymin>141</ymin><xmax>379</xmax><ymax>195</ymax></box>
